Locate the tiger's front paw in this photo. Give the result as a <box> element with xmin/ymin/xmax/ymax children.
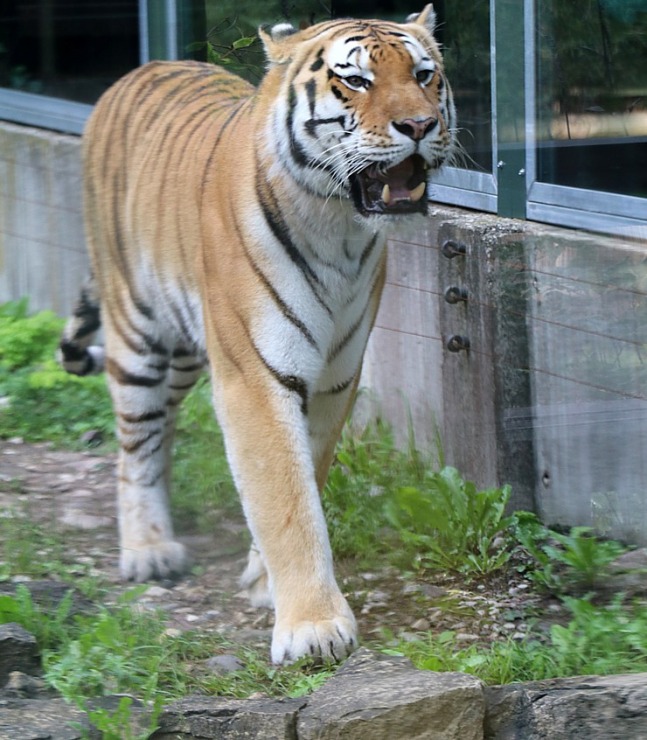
<box><xmin>119</xmin><ymin>540</ymin><xmax>188</xmax><ymax>582</ymax></box>
<box><xmin>271</xmin><ymin>609</ymin><xmax>358</xmax><ymax>665</ymax></box>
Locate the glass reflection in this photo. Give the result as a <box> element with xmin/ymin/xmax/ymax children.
<box><xmin>535</xmin><ymin>0</ymin><xmax>647</xmax><ymax>198</ymax></box>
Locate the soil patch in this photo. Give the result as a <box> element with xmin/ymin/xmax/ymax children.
<box><xmin>0</xmin><ymin>438</ymin><xmax>548</xmax><ymax>655</ymax></box>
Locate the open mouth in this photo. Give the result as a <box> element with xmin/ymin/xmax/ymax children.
<box><xmin>350</xmin><ymin>154</ymin><xmax>429</xmax><ymax>216</ymax></box>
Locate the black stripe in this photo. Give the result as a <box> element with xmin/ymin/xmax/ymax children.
<box><xmin>286</xmin><ymin>84</ymin><xmax>312</xmax><ymax>170</ymax></box>
<box><xmin>119</xmin><ymin>409</ymin><xmax>166</xmax><ymax>424</ymax></box>
<box><xmin>168</xmin><ymin>382</ymin><xmax>199</xmax><ymax>392</ymax></box>
<box><xmin>106</xmin><ymin>357</ymin><xmax>165</xmax><ymax>387</ymax></box>
<box><xmin>121</xmin><ymin>428</ymin><xmax>162</xmax><ymax>454</ymax></box>
<box><xmin>71</xmin><ymin>317</ymin><xmax>101</xmax><ymax>340</ymax></box>
<box><xmin>328</xmin><ymin>309</ymin><xmax>367</xmax><ymax>362</ymax></box>
<box><xmin>170</xmin><ymin>362</ymin><xmax>204</xmax><ymax>373</ymax></box>
<box><xmin>256</xmin><ymin>176</ymin><xmax>332</xmax><ymax>318</ymax></box>
<box><xmin>172</xmin><ymin>347</ymin><xmax>193</xmax><ymax>358</ymax></box>
<box><xmin>111</xmin><ymin>296</ymin><xmax>169</xmax><ymax>357</ymax></box>
<box><xmin>147</xmin><ymin>359</ymin><xmax>170</xmax><ymax>371</ymax></box>
<box><xmin>321</xmin><ymin>376</ymin><xmax>355</xmax><ymax>395</ymax></box>
<box><xmin>309</xmin><ymin>51</ymin><xmax>325</xmax><ymax>72</ymax></box>
<box><xmin>305</xmin><ymin>78</ymin><xmax>317</xmax><ymax>117</ymax></box>
<box><xmin>257</xmin><ymin>352</ymin><xmax>309</xmax><ymax>415</ymax></box>
<box><xmin>358</xmin><ymin>233</ymin><xmax>379</xmax><ymax>272</ymax></box>
<box><xmin>59</xmin><ymin>341</ymin><xmax>87</xmax><ymax>362</ymax></box>
<box><xmin>233</xmin><ymin>307</ymin><xmax>309</xmax><ymax>415</ymax></box>
<box><xmin>235</xmin><ymin>210</ymin><xmax>319</xmax><ymax>350</ymax></box>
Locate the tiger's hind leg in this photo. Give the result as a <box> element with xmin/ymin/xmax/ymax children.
<box><xmin>104</xmin><ymin>312</ymin><xmax>204</xmax><ymax>582</ymax></box>
<box><xmin>240</xmin><ymin>542</ymin><xmax>272</xmax><ymax>608</ymax></box>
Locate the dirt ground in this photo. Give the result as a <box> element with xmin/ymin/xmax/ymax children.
<box><xmin>0</xmin><ymin>437</ymin><xmax>544</xmax><ymax>656</ymax></box>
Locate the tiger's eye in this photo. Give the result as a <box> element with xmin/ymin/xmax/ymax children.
<box><xmin>416</xmin><ymin>69</ymin><xmax>433</xmax><ymax>85</ymax></box>
<box><xmin>344</xmin><ymin>75</ymin><xmax>369</xmax><ymax>90</ymax></box>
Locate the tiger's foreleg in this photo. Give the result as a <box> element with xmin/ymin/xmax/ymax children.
<box><xmin>239</xmin><ymin>381</ymin><xmax>359</xmax><ymax>612</ymax></box>
<box><xmin>209</xmin><ymin>362</ymin><xmax>357</xmax><ymax>664</ymax></box>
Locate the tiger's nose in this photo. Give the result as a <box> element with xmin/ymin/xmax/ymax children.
<box><xmin>393</xmin><ymin>117</ymin><xmax>438</xmax><ymax>141</ymax></box>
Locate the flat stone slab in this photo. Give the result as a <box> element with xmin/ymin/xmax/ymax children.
<box><xmin>0</xmin><ymin>697</ymin><xmax>88</xmax><ymax>740</ymax></box>
<box><xmin>297</xmin><ymin>647</ymin><xmax>485</xmax><ymax>740</ymax></box>
<box><xmin>153</xmin><ymin>695</ymin><xmax>305</xmax><ymax>739</ymax></box>
<box><xmin>485</xmin><ymin>672</ymin><xmax>647</xmax><ymax>739</ymax></box>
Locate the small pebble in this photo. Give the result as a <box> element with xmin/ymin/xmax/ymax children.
<box><xmin>206</xmin><ymin>654</ymin><xmax>244</xmax><ymax>675</ymax></box>
<box><xmin>411</xmin><ymin>618</ymin><xmax>430</xmax><ymax>631</ymax></box>
<box><xmin>145</xmin><ymin>585</ymin><xmax>171</xmax><ymax>598</ymax></box>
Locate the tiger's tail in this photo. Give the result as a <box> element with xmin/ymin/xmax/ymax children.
<box><xmin>58</xmin><ymin>274</ymin><xmax>105</xmax><ymax>376</ymax></box>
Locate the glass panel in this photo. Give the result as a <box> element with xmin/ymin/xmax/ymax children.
<box><xmin>441</xmin><ymin>0</ymin><xmax>492</xmax><ymax>172</ymax></box>
<box><xmin>535</xmin><ymin>0</ymin><xmax>647</xmax><ymax>198</ymax></box>
<box><xmin>0</xmin><ymin>1</ymin><xmax>139</xmax><ymax>104</ymax></box>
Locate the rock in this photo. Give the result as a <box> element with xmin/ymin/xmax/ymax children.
<box><xmin>0</xmin><ymin>580</ymin><xmax>94</xmax><ymax>617</ymax></box>
<box><xmin>3</xmin><ymin>671</ymin><xmax>47</xmax><ymax>698</ymax></box>
<box><xmin>0</xmin><ymin>697</ymin><xmax>89</xmax><ymax>739</ymax></box>
<box><xmin>205</xmin><ymin>654</ymin><xmax>245</xmax><ymax>675</ymax></box>
<box><xmin>144</xmin><ymin>585</ymin><xmax>172</xmax><ymax>599</ymax></box>
<box><xmin>411</xmin><ymin>617</ymin><xmax>431</xmax><ymax>631</ymax></box>
<box><xmin>79</xmin><ymin>429</ymin><xmax>103</xmax><ymax>447</ymax></box>
<box><xmin>0</xmin><ymin>624</ymin><xmax>40</xmax><ymax>683</ymax></box>
<box><xmin>58</xmin><ymin>510</ymin><xmax>113</xmax><ymax>530</ymax></box>
<box><xmin>153</xmin><ymin>695</ymin><xmax>305</xmax><ymax>739</ymax></box>
<box><xmin>297</xmin><ymin>648</ymin><xmax>484</xmax><ymax>740</ymax></box>
<box><xmin>0</xmin><ymin>695</ymin><xmax>148</xmax><ymax>740</ymax></box>
<box><xmin>485</xmin><ymin>673</ymin><xmax>647</xmax><ymax>739</ymax></box>
<box><xmin>595</xmin><ymin>548</ymin><xmax>647</xmax><ymax>596</ymax></box>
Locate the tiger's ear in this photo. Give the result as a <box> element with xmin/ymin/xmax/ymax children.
<box><xmin>259</xmin><ymin>22</ymin><xmax>300</xmax><ymax>65</ymax></box>
<box><xmin>406</xmin><ymin>4</ymin><xmax>437</xmax><ymax>34</ymax></box>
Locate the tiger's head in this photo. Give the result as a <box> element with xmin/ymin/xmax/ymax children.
<box><xmin>259</xmin><ymin>5</ymin><xmax>456</xmax><ymax>219</ymax></box>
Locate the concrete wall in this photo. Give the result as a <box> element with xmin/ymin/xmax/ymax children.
<box><xmin>0</xmin><ymin>121</ymin><xmax>86</xmax><ymax>316</ymax></box>
<box><xmin>2</xmin><ymin>120</ymin><xmax>647</xmax><ymax>545</ymax></box>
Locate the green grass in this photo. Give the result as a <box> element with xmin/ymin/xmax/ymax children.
<box><xmin>171</xmin><ymin>376</ymin><xmax>241</xmax><ymax>529</ymax></box>
<box><xmin>0</xmin><ymin>299</ymin><xmax>114</xmax><ymax>445</ymax></box>
<box><xmin>389</xmin><ymin>594</ymin><xmax>647</xmax><ymax>684</ymax></box>
<box><xmin>0</xmin><ymin>584</ymin><xmax>335</xmax><ymax>738</ymax></box>
<box><xmin>0</xmin><ymin>512</ymin><xmax>105</xmax><ymax>596</ymax></box>
<box><xmin>2</xmin><ymin>300</ymin><xmax>646</xmax><ymax>735</ymax></box>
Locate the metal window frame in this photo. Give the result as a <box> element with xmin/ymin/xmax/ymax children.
<box><xmin>0</xmin><ymin>87</ymin><xmax>92</xmax><ymax>136</ymax></box>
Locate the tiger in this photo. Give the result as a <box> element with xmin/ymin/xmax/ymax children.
<box><xmin>58</xmin><ymin>5</ymin><xmax>455</xmax><ymax>664</ymax></box>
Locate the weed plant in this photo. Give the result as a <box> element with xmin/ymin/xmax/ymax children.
<box><xmin>0</xmin><ymin>512</ymin><xmax>104</xmax><ymax>595</ymax></box>
<box><xmin>322</xmin><ymin>420</ymin><xmax>427</xmax><ymax>561</ymax></box>
<box><xmin>171</xmin><ymin>375</ymin><xmax>241</xmax><ymax>528</ymax></box>
<box><xmin>385</xmin><ymin>466</ymin><xmax>515</xmax><ymax>576</ymax></box>
<box><xmin>515</xmin><ymin>513</ymin><xmax>627</xmax><ymax>594</ymax></box>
